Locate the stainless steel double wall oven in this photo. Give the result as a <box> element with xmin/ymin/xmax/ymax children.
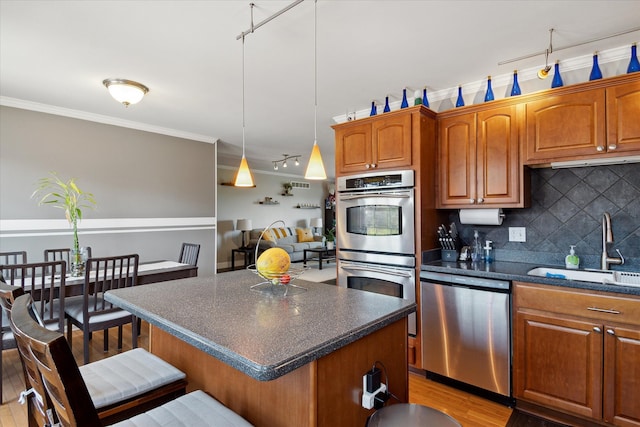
<box><xmin>336</xmin><ymin>170</ymin><xmax>417</xmax><ymax>335</ymax></box>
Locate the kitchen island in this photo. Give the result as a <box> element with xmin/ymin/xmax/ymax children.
<box><xmin>105</xmin><ymin>269</ymin><xmax>415</xmax><ymax>427</ymax></box>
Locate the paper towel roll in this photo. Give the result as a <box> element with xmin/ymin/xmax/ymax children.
<box><xmin>459</xmin><ymin>208</ymin><xmax>505</xmax><ymax>225</ymax></box>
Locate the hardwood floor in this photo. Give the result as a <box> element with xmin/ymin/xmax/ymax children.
<box><xmin>1</xmin><ymin>324</ymin><xmax>512</xmax><ymax>427</ymax></box>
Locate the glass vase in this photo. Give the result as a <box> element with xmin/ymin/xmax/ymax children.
<box><xmin>551</xmin><ymin>61</ymin><xmax>564</xmax><ymax>88</ymax></box>
<box><xmin>413</xmin><ymin>89</ymin><xmax>422</xmax><ymax>106</ymax></box>
<box><xmin>455</xmin><ymin>86</ymin><xmax>465</xmax><ymax>107</ymax></box>
<box><xmin>628</xmin><ymin>43</ymin><xmax>640</xmax><ymax>73</ymax></box>
<box><xmin>383</xmin><ymin>96</ymin><xmax>390</xmax><ymax>113</ymax></box>
<box><xmin>422</xmin><ymin>88</ymin><xmax>430</xmax><ymax>108</ymax></box>
<box><xmin>484</xmin><ymin>76</ymin><xmax>494</xmax><ymax>102</ymax></box>
<box><xmin>510</xmin><ymin>70</ymin><xmax>521</xmax><ymax>96</ymax></box>
<box><xmin>370</xmin><ymin>101</ymin><xmax>377</xmax><ymax>116</ymax></box>
<box><xmin>589</xmin><ymin>52</ymin><xmax>603</xmax><ymax>80</ymax></box>
<box><xmin>401</xmin><ymin>88</ymin><xmax>409</xmax><ymax>108</ymax></box>
<box><xmin>71</xmin><ymin>246</ymin><xmax>89</xmax><ymax>277</ymax></box>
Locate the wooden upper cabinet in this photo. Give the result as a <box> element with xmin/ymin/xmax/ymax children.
<box><xmin>525</xmin><ymin>89</ymin><xmax>606</xmax><ymax>163</ymax></box>
<box><xmin>606</xmin><ymin>80</ymin><xmax>640</xmax><ymax>154</ymax></box>
<box><xmin>438</xmin><ymin>105</ymin><xmax>525</xmax><ymax>208</ymax></box>
<box><xmin>335</xmin><ymin>111</ymin><xmax>412</xmax><ymax>175</ymax></box>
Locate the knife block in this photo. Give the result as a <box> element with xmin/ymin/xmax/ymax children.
<box><xmin>441</xmin><ymin>249</ymin><xmax>458</xmax><ymax>262</ymax></box>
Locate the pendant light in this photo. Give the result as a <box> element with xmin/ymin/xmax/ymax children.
<box><xmin>304</xmin><ymin>0</ymin><xmax>327</xmax><ymax>181</ymax></box>
<box><xmin>538</xmin><ymin>29</ymin><xmax>554</xmax><ymax>79</ymax></box>
<box><xmin>234</xmin><ymin>33</ymin><xmax>255</xmax><ymax>187</ymax></box>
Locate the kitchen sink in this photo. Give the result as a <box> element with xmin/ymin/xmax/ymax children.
<box><xmin>527</xmin><ymin>267</ymin><xmax>640</xmax><ymax>288</ymax></box>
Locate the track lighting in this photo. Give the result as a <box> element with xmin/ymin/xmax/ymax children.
<box><xmin>273</xmin><ymin>154</ymin><xmax>301</xmax><ymax>171</ymax></box>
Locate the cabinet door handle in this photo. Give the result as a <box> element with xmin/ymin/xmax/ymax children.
<box><xmin>365</xmin><ymin>164</ymin><xmax>371</xmax><ymax>169</ymax></box>
<box><xmin>593</xmin><ymin>326</ymin><xmax>602</xmax><ymax>333</ymax></box>
<box><xmin>470</xmin><ymin>198</ymin><xmax>475</xmax><ymax>204</ymax></box>
<box><xmin>606</xmin><ymin>329</ymin><xmax>615</xmax><ymax>335</ymax></box>
<box><xmin>478</xmin><ymin>197</ymin><xmax>484</xmax><ymax>203</ymax></box>
<box><xmin>587</xmin><ymin>307</ymin><xmax>621</xmax><ymax>314</ymax></box>
<box><xmin>608</xmin><ymin>144</ymin><xmax>617</xmax><ymax>150</ymax></box>
<box><xmin>597</xmin><ymin>145</ymin><xmax>605</xmax><ymax>152</ymax></box>
<box><xmin>371</xmin><ymin>163</ymin><xmax>376</xmax><ymax>168</ymax></box>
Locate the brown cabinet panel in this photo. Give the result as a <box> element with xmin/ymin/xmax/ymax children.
<box><xmin>372</xmin><ymin>114</ymin><xmax>412</xmax><ymax>169</ymax></box>
<box><xmin>335</xmin><ymin>122</ymin><xmax>372</xmax><ymax>174</ymax></box>
<box><xmin>525</xmin><ymin>89</ymin><xmax>606</xmax><ymax>163</ymax></box>
<box><xmin>606</xmin><ymin>81</ymin><xmax>640</xmax><ymax>154</ymax></box>
<box><xmin>603</xmin><ymin>326</ymin><xmax>640</xmax><ymax>426</ymax></box>
<box><xmin>437</xmin><ymin>114</ymin><xmax>476</xmax><ymax>206</ymax></box>
<box><xmin>514</xmin><ymin>311</ymin><xmax>603</xmax><ymax>420</ymax></box>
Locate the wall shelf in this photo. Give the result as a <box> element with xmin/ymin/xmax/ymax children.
<box><xmin>296</xmin><ymin>205</ymin><xmax>320</xmax><ymax>209</ymax></box>
<box><xmin>259</xmin><ymin>201</ymin><xmax>280</xmax><ymax>205</ymax></box>
<box><xmin>221</xmin><ymin>182</ymin><xmax>256</xmax><ymax>187</ymax></box>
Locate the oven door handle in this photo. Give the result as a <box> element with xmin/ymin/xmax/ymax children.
<box><xmin>340</xmin><ymin>264</ymin><xmax>413</xmax><ymax>277</ymax></box>
<box><xmin>338</xmin><ymin>192</ymin><xmax>411</xmax><ymax>201</ymax></box>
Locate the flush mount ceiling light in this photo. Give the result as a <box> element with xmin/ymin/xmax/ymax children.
<box><xmin>273</xmin><ymin>154</ymin><xmax>301</xmax><ymax>171</ymax></box>
<box><xmin>304</xmin><ymin>0</ymin><xmax>327</xmax><ymax>181</ymax></box>
<box><xmin>102</xmin><ymin>78</ymin><xmax>149</xmax><ymax>107</ymax></box>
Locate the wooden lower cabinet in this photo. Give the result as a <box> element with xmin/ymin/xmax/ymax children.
<box><xmin>514</xmin><ymin>282</ymin><xmax>640</xmax><ymax>427</ymax></box>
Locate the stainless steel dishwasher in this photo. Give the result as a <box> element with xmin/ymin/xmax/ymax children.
<box><xmin>420</xmin><ymin>271</ymin><xmax>511</xmax><ymax>398</ymax></box>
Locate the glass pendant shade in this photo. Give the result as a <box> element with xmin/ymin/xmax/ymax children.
<box><xmin>510</xmin><ymin>70</ymin><xmax>521</xmax><ymax>96</ymax></box>
<box><xmin>234</xmin><ymin>156</ymin><xmax>254</xmax><ymax>187</ymax></box>
<box><xmin>304</xmin><ymin>142</ymin><xmax>327</xmax><ymax>180</ymax></box>
<box><xmin>383</xmin><ymin>96</ymin><xmax>390</xmax><ymax>113</ymax></box>
<box><xmin>401</xmin><ymin>88</ymin><xmax>409</xmax><ymax>108</ymax></box>
<box><xmin>628</xmin><ymin>43</ymin><xmax>640</xmax><ymax>73</ymax></box>
<box><xmin>484</xmin><ymin>76</ymin><xmax>494</xmax><ymax>102</ymax></box>
<box><xmin>370</xmin><ymin>101</ymin><xmax>377</xmax><ymax>116</ymax></box>
<box><xmin>422</xmin><ymin>88</ymin><xmax>430</xmax><ymax>108</ymax></box>
<box><xmin>103</xmin><ymin>79</ymin><xmax>148</xmax><ymax>106</ymax></box>
<box><xmin>455</xmin><ymin>86</ymin><xmax>465</xmax><ymax>107</ymax></box>
<box><xmin>589</xmin><ymin>53</ymin><xmax>603</xmax><ymax>80</ymax></box>
<box><xmin>551</xmin><ymin>61</ymin><xmax>564</xmax><ymax>88</ymax></box>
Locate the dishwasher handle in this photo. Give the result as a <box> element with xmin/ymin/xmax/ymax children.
<box><xmin>341</xmin><ymin>264</ymin><xmax>412</xmax><ymax>278</ymax></box>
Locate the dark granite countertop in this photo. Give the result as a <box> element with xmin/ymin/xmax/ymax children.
<box><xmin>421</xmin><ymin>260</ymin><xmax>640</xmax><ymax>296</ymax></box>
<box><xmin>105</xmin><ymin>269</ymin><xmax>415</xmax><ymax>381</ymax></box>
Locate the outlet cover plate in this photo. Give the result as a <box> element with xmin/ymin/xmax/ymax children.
<box><xmin>509</xmin><ymin>227</ymin><xmax>526</xmax><ymax>242</ymax></box>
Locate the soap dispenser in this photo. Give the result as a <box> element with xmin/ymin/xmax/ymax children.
<box><xmin>472</xmin><ymin>230</ymin><xmax>482</xmax><ymax>262</ymax></box>
<box><xmin>565</xmin><ymin>245</ymin><xmax>580</xmax><ymax>269</ymax></box>
<box><xmin>484</xmin><ymin>240</ymin><xmax>494</xmax><ymax>263</ymax></box>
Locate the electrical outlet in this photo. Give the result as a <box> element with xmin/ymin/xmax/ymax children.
<box><xmin>509</xmin><ymin>227</ymin><xmax>526</xmax><ymax>242</ymax></box>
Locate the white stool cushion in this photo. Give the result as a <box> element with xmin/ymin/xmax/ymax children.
<box><xmin>112</xmin><ymin>390</ymin><xmax>253</xmax><ymax>426</ymax></box>
<box><xmin>79</xmin><ymin>348</ymin><xmax>186</xmax><ymax>409</ymax></box>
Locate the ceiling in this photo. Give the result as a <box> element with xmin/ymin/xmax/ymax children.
<box><xmin>1</xmin><ymin>1</ymin><xmax>639</xmax><ymax>180</ymax></box>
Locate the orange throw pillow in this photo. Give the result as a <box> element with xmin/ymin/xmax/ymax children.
<box><xmin>296</xmin><ymin>228</ymin><xmax>314</xmax><ymax>243</ymax></box>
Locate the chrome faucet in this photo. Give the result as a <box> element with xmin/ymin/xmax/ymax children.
<box><xmin>601</xmin><ymin>212</ymin><xmax>624</xmax><ymax>270</ymax></box>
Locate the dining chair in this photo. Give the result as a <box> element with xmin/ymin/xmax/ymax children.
<box><xmin>0</xmin><ymin>281</ymin><xmax>25</xmax><ymax>405</ymax></box>
<box><xmin>178</xmin><ymin>242</ymin><xmax>200</xmax><ymax>266</ymax></box>
<box><xmin>0</xmin><ymin>250</ymin><xmax>28</xmax><ymax>280</ymax></box>
<box><xmin>64</xmin><ymin>254</ymin><xmax>140</xmax><ymax>365</ymax></box>
<box><xmin>44</xmin><ymin>247</ymin><xmax>92</xmax><ymax>274</ymax></box>
<box><xmin>11</xmin><ymin>293</ymin><xmax>254</xmax><ymax>427</ymax></box>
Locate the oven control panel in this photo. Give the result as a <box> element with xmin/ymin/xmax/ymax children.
<box><xmin>337</xmin><ymin>170</ymin><xmax>414</xmax><ymax>191</ymax></box>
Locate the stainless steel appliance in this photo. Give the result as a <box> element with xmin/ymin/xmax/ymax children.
<box><xmin>420</xmin><ymin>271</ymin><xmax>511</xmax><ymax>398</ymax></box>
<box><xmin>336</xmin><ymin>170</ymin><xmax>415</xmax><ymax>256</ymax></box>
<box><xmin>338</xmin><ymin>251</ymin><xmax>416</xmax><ymax>336</ymax></box>
<box><xmin>336</xmin><ymin>170</ymin><xmax>417</xmax><ymax>336</ymax></box>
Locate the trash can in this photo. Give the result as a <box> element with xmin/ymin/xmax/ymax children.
<box><xmin>367</xmin><ymin>403</ymin><xmax>462</xmax><ymax>427</ymax></box>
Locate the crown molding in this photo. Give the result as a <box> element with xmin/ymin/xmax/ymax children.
<box><xmin>0</xmin><ymin>96</ymin><xmax>218</xmax><ymax>144</ymax></box>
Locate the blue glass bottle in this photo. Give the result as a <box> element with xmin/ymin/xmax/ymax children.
<box><xmin>589</xmin><ymin>52</ymin><xmax>603</xmax><ymax>80</ymax></box>
<box><xmin>383</xmin><ymin>96</ymin><xmax>390</xmax><ymax>113</ymax></box>
<box><xmin>628</xmin><ymin>43</ymin><xmax>640</xmax><ymax>73</ymax></box>
<box><xmin>484</xmin><ymin>76</ymin><xmax>494</xmax><ymax>102</ymax></box>
<box><xmin>422</xmin><ymin>88</ymin><xmax>430</xmax><ymax>108</ymax></box>
<box><xmin>455</xmin><ymin>86</ymin><xmax>465</xmax><ymax>107</ymax></box>
<box><xmin>369</xmin><ymin>101</ymin><xmax>377</xmax><ymax>116</ymax></box>
<box><xmin>510</xmin><ymin>70</ymin><xmax>521</xmax><ymax>96</ymax></box>
<box><xmin>401</xmin><ymin>88</ymin><xmax>409</xmax><ymax>109</ymax></box>
<box><xmin>551</xmin><ymin>61</ymin><xmax>564</xmax><ymax>88</ymax></box>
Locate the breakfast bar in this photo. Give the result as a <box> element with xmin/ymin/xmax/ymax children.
<box><xmin>105</xmin><ymin>270</ymin><xmax>415</xmax><ymax>427</ymax></box>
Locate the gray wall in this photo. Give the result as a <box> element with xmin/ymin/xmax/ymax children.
<box><xmin>449</xmin><ymin>164</ymin><xmax>640</xmax><ymax>271</ymax></box>
<box><xmin>216</xmin><ymin>167</ymin><xmax>329</xmax><ymax>270</ymax></box>
<box><xmin>0</xmin><ymin>106</ymin><xmax>217</xmax><ymax>276</ymax></box>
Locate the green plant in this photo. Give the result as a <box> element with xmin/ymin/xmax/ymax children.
<box><xmin>324</xmin><ymin>228</ymin><xmax>335</xmax><ymax>242</ymax></box>
<box><xmin>31</xmin><ymin>172</ymin><xmax>96</xmax><ymax>261</ymax></box>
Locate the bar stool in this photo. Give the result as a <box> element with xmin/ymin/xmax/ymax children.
<box><xmin>367</xmin><ymin>403</ymin><xmax>462</xmax><ymax>427</ymax></box>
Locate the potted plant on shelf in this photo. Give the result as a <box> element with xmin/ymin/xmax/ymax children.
<box><xmin>32</xmin><ymin>172</ymin><xmax>96</xmax><ymax>277</ymax></box>
<box><xmin>324</xmin><ymin>228</ymin><xmax>335</xmax><ymax>250</ymax></box>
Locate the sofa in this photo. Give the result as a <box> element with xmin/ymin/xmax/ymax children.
<box><xmin>249</xmin><ymin>226</ymin><xmax>324</xmax><ymax>262</ymax></box>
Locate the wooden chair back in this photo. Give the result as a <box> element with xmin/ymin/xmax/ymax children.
<box><xmin>3</xmin><ymin>286</ymin><xmax>54</xmax><ymax>427</ymax></box>
<box><xmin>11</xmin><ymin>293</ymin><xmax>102</xmax><ymax>427</ymax></box>
<box><xmin>1</xmin><ymin>261</ymin><xmax>67</xmax><ymax>334</ymax></box>
<box><xmin>83</xmin><ymin>254</ymin><xmax>138</xmax><ymax>316</ymax></box>
<box><xmin>44</xmin><ymin>247</ymin><xmax>93</xmax><ymax>273</ymax></box>
<box><xmin>0</xmin><ymin>251</ymin><xmax>28</xmax><ymax>280</ymax></box>
<box><xmin>179</xmin><ymin>243</ymin><xmax>200</xmax><ymax>266</ymax></box>
<box><xmin>0</xmin><ymin>282</ymin><xmax>24</xmax><ymax>406</ymax></box>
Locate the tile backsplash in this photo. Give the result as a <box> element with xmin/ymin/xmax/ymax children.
<box><xmin>450</xmin><ymin>164</ymin><xmax>640</xmax><ymax>271</ymax></box>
